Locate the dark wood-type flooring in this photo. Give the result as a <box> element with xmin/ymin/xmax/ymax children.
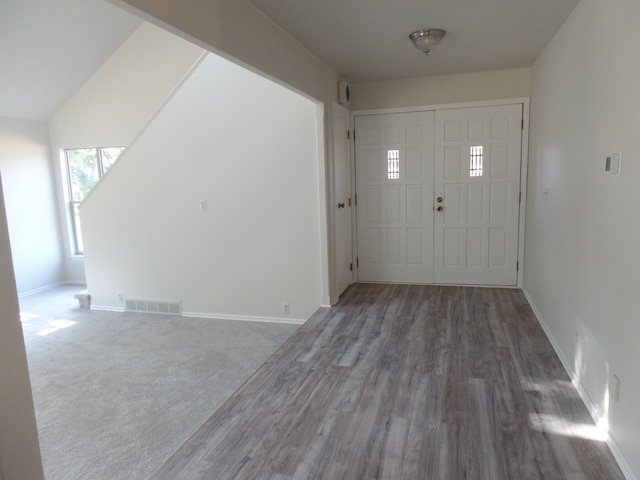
<box><xmin>153</xmin><ymin>284</ymin><xmax>625</xmax><ymax>480</ymax></box>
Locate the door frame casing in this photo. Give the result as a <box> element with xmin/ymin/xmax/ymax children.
<box><xmin>331</xmin><ymin>101</ymin><xmax>354</xmax><ymax>299</ymax></box>
<box><xmin>351</xmin><ymin>97</ymin><xmax>530</xmax><ymax>288</ymax></box>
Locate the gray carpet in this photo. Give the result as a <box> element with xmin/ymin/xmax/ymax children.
<box><xmin>19</xmin><ymin>285</ymin><xmax>300</xmax><ymax>480</ymax></box>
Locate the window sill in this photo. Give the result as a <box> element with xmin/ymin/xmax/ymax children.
<box><xmin>70</xmin><ymin>255</ymin><xmax>85</xmax><ymax>262</ymax></box>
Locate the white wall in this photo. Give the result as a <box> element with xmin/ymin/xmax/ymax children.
<box><xmin>110</xmin><ymin>0</ymin><xmax>340</xmax><ymax>304</ymax></box>
<box><xmin>350</xmin><ymin>68</ymin><xmax>531</xmax><ymax>111</ymax></box>
<box><xmin>0</xmin><ymin>174</ymin><xmax>44</xmax><ymax>480</ymax></box>
<box><xmin>49</xmin><ymin>22</ymin><xmax>204</xmax><ymax>283</ymax></box>
<box><xmin>82</xmin><ymin>53</ymin><xmax>323</xmax><ymax>321</ymax></box>
<box><xmin>110</xmin><ymin>0</ymin><xmax>330</xmax><ymax>102</ymax></box>
<box><xmin>0</xmin><ymin>117</ymin><xmax>65</xmax><ymax>294</ymax></box>
<box><xmin>525</xmin><ymin>0</ymin><xmax>640</xmax><ymax>476</ymax></box>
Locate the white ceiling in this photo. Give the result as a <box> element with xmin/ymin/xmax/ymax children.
<box><xmin>249</xmin><ymin>0</ymin><xmax>579</xmax><ymax>82</ymax></box>
<box><xmin>0</xmin><ymin>0</ymin><xmax>141</xmax><ymax>121</ymax></box>
<box><xmin>1</xmin><ymin>0</ymin><xmax>579</xmax><ymax>121</ymax></box>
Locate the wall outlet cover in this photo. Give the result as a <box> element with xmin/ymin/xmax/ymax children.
<box><xmin>610</xmin><ymin>152</ymin><xmax>621</xmax><ymax>175</ymax></box>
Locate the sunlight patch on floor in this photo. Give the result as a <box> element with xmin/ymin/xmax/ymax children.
<box><xmin>529</xmin><ymin>412</ymin><xmax>607</xmax><ymax>442</ymax></box>
<box><xmin>37</xmin><ymin>319</ymin><xmax>77</xmax><ymax>336</ymax></box>
<box><xmin>521</xmin><ymin>378</ymin><xmax>575</xmax><ymax>394</ymax></box>
<box><xmin>20</xmin><ymin>311</ymin><xmax>40</xmax><ymax>321</ymax></box>
<box><xmin>522</xmin><ymin>378</ymin><xmax>609</xmax><ymax>442</ymax></box>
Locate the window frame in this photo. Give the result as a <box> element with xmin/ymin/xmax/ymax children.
<box><xmin>64</xmin><ymin>146</ymin><xmax>124</xmax><ymax>255</ymax></box>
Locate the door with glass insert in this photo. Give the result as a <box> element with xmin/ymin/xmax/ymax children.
<box><xmin>354</xmin><ymin>111</ymin><xmax>435</xmax><ymax>283</ymax></box>
<box><xmin>434</xmin><ymin>104</ymin><xmax>522</xmax><ymax>285</ymax></box>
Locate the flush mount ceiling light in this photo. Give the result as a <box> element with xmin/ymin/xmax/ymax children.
<box><xmin>409</xmin><ymin>29</ymin><xmax>446</xmax><ymax>57</ymax></box>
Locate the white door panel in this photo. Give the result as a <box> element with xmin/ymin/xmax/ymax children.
<box><xmin>355</xmin><ymin>112</ymin><xmax>435</xmax><ymax>283</ymax></box>
<box><xmin>355</xmin><ymin>104</ymin><xmax>522</xmax><ymax>286</ymax></box>
<box><xmin>434</xmin><ymin>104</ymin><xmax>522</xmax><ymax>285</ymax></box>
<box><xmin>333</xmin><ymin>103</ymin><xmax>352</xmax><ymax>296</ymax></box>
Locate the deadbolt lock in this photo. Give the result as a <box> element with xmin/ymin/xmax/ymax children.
<box><xmin>436</xmin><ymin>196</ymin><xmax>443</xmax><ymax>203</ymax></box>
<box><xmin>437</xmin><ymin>206</ymin><xmax>444</xmax><ymax>212</ymax></box>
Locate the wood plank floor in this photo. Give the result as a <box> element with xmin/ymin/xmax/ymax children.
<box><xmin>152</xmin><ymin>284</ymin><xmax>625</xmax><ymax>480</ymax></box>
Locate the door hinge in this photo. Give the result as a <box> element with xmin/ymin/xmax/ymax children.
<box><xmin>519</xmin><ymin>191</ymin><xmax>521</xmax><ymax>203</ymax></box>
<box><xmin>521</xmin><ymin>118</ymin><xmax>524</xmax><ymax>130</ymax></box>
<box><xmin>348</xmin><ymin>198</ymin><xmax>352</xmax><ymax>207</ymax></box>
<box><xmin>357</xmin><ymin>257</ymin><xmax>359</xmax><ymax>268</ymax></box>
<box><xmin>349</xmin><ymin>262</ymin><xmax>353</xmax><ymax>271</ymax></box>
<box><xmin>516</xmin><ymin>260</ymin><xmax>519</xmax><ymax>271</ymax></box>
<box><xmin>353</xmin><ymin>130</ymin><xmax>356</xmax><ymax>141</ymax></box>
<box><xmin>354</xmin><ymin>193</ymin><xmax>357</xmax><ymax>206</ymax></box>
<box><xmin>347</xmin><ymin>130</ymin><xmax>350</xmax><ymax>140</ymax></box>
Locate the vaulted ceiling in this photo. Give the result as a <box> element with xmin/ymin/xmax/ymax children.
<box><xmin>0</xmin><ymin>0</ymin><xmax>141</xmax><ymax>121</ymax></box>
<box><xmin>1</xmin><ymin>0</ymin><xmax>579</xmax><ymax>121</ymax></box>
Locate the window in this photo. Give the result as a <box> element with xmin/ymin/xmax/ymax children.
<box><xmin>387</xmin><ymin>150</ymin><xmax>400</xmax><ymax>179</ymax></box>
<box><xmin>65</xmin><ymin>147</ymin><xmax>124</xmax><ymax>254</ymax></box>
<box><xmin>470</xmin><ymin>146</ymin><xmax>483</xmax><ymax>177</ymax></box>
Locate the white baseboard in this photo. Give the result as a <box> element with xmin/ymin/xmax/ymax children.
<box><xmin>522</xmin><ymin>288</ymin><xmax>637</xmax><ymax>480</ymax></box>
<box><xmin>607</xmin><ymin>434</ymin><xmax>638</xmax><ymax>480</ymax></box>
<box><xmin>182</xmin><ymin>311</ymin><xmax>306</xmax><ymax>325</ymax></box>
<box><xmin>89</xmin><ymin>306</ymin><xmax>305</xmax><ymax>324</ymax></box>
<box><xmin>18</xmin><ymin>280</ymin><xmax>88</xmax><ymax>298</ymax></box>
<box><xmin>18</xmin><ymin>281</ymin><xmax>68</xmax><ymax>298</ymax></box>
<box><xmin>90</xmin><ymin>305</ymin><xmax>125</xmax><ymax>313</ymax></box>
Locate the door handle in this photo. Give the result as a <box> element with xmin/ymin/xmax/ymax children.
<box><xmin>436</xmin><ymin>196</ymin><xmax>443</xmax><ymax>203</ymax></box>
<box><xmin>436</xmin><ymin>206</ymin><xmax>444</xmax><ymax>212</ymax></box>
<box><xmin>338</xmin><ymin>203</ymin><xmax>345</xmax><ymax>208</ymax></box>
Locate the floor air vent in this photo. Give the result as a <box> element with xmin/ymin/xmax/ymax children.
<box><xmin>125</xmin><ymin>298</ymin><xmax>182</xmax><ymax>315</ymax></box>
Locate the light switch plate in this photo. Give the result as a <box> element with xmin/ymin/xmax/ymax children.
<box><xmin>610</xmin><ymin>152</ymin><xmax>621</xmax><ymax>175</ymax></box>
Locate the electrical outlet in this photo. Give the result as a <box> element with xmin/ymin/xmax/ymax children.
<box><xmin>612</xmin><ymin>374</ymin><xmax>621</xmax><ymax>402</ymax></box>
<box><xmin>611</xmin><ymin>152</ymin><xmax>621</xmax><ymax>175</ymax></box>
<box><xmin>605</xmin><ymin>152</ymin><xmax>622</xmax><ymax>175</ymax></box>
<box><xmin>282</xmin><ymin>302</ymin><xmax>289</xmax><ymax>314</ymax></box>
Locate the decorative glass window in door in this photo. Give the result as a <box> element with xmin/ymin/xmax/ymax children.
<box><xmin>387</xmin><ymin>149</ymin><xmax>400</xmax><ymax>179</ymax></box>
<box><xmin>470</xmin><ymin>146</ymin><xmax>483</xmax><ymax>177</ymax></box>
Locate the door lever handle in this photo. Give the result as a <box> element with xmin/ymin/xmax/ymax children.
<box><xmin>437</xmin><ymin>206</ymin><xmax>444</xmax><ymax>212</ymax></box>
<box><xmin>338</xmin><ymin>203</ymin><xmax>345</xmax><ymax>208</ymax></box>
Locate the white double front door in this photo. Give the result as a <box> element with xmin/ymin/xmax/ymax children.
<box><xmin>355</xmin><ymin>103</ymin><xmax>523</xmax><ymax>286</ymax></box>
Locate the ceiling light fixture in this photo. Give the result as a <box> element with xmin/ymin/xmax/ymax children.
<box><xmin>409</xmin><ymin>29</ymin><xmax>446</xmax><ymax>57</ymax></box>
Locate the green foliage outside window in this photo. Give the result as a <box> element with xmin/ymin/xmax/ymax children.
<box><xmin>65</xmin><ymin>146</ymin><xmax>125</xmax><ymax>253</ymax></box>
<box><xmin>66</xmin><ymin>147</ymin><xmax>124</xmax><ymax>202</ymax></box>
